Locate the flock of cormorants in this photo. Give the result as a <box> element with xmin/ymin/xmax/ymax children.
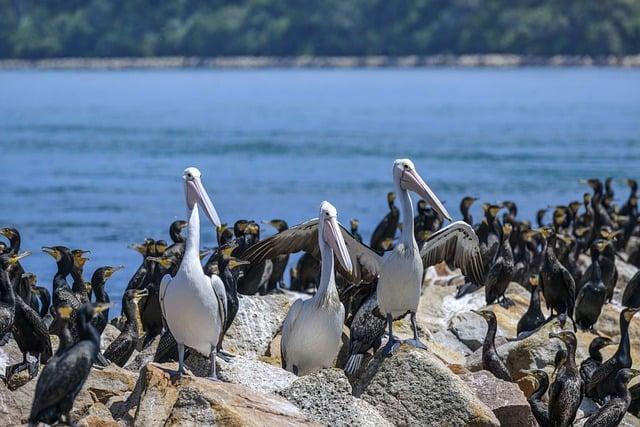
<box><xmin>1</xmin><ymin>161</ymin><xmax>639</xmax><ymax>426</ymax></box>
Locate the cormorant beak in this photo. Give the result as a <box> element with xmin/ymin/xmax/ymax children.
<box><xmin>9</xmin><ymin>251</ymin><xmax>31</xmax><ymax>264</ymax></box>
<box><xmin>93</xmin><ymin>303</ymin><xmax>111</xmax><ymax>315</ymax></box>
<box><xmin>85</xmin><ymin>282</ymin><xmax>92</xmax><ymax>292</ymax></box>
<box><xmin>42</xmin><ymin>246</ymin><xmax>61</xmax><ymax>261</ymax></box>
<box><xmin>105</xmin><ymin>265</ymin><xmax>125</xmax><ymax>279</ymax></box>
<box><xmin>185</xmin><ymin>175</ymin><xmax>221</xmax><ymax>228</ymax></box>
<box><xmin>58</xmin><ymin>306</ymin><xmax>73</xmax><ymax>320</ymax></box>
<box><xmin>400</xmin><ymin>168</ymin><xmax>451</xmax><ymax>221</ymax></box>
<box><xmin>147</xmin><ymin>256</ymin><xmax>172</xmax><ymax>269</ymax></box>
<box><xmin>323</xmin><ymin>214</ymin><xmax>353</xmax><ymax>275</ymax></box>
<box><xmin>629</xmin><ymin>369</ymin><xmax>640</xmax><ymax>378</ymax></box>
<box><xmin>229</xmin><ymin>258</ymin><xmax>250</xmax><ymax>269</ymax></box>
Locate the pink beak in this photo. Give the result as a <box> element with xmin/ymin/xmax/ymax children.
<box><xmin>401</xmin><ymin>168</ymin><xmax>452</xmax><ymax>221</ymax></box>
<box><xmin>323</xmin><ymin>216</ymin><xmax>353</xmax><ymax>274</ymax></box>
<box><xmin>186</xmin><ymin>176</ymin><xmax>221</xmax><ymax>227</ymax></box>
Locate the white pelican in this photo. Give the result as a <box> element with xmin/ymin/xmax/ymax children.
<box><xmin>159</xmin><ymin>167</ymin><xmax>226</xmax><ymax>379</ymax></box>
<box><xmin>377</xmin><ymin>159</ymin><xmax>451</xmax><ymax>354</ymax></box>
<box><xmin>280</xmin><ymin>201</ymin><xmax>353</xmax><ymax>376</ymax></box>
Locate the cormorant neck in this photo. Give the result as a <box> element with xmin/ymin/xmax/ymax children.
<box><xmin>527</xmin><ymin>286</ymin><xmax>541</xmax><ymax>314</ymax></box>
<box><xmin>124</xmin><ymin>301</ymin><xmax>143</xmax><ymax>338</ymax></box>
<box><xmin>0</xmin><ymin>270</ymin><xmax>15</xmax><ymax>304</ymax></box>
<box><xmin>482</xmin><ymin>316</ymin><xmax>497</xmax><ymax>353</ymax></box>
<box><xmin>565</xmin><ymin>339</ymin><xmax>577</xmax><ymax>368</ymax></box>
<box><xmin>395</xmin><ymin>180</ymin><xmax>415</xmax><ymax>246</ymax></box>
<box><xmin>530</xmin><ymin>375</ymin><xmax>549</xmax><ymax>402</ymax></box>
<box><xmin>615</xmin><ymin>316</ymin><xmax>632</xmax><ymax>359</ymax></box>
<box><xmin>589</xmin><ymin>345</ymin><xmax>604</xmax><ymax>363</ymax></box>
<box><xmin>79</xmin><ymin>311</ymin><xmax>101</xmax><ymax>349</ymax></box>
<box><xmin>170</xmin><ymin>227</ymin><xmax>185</xmax><ymax>244</ymax></box>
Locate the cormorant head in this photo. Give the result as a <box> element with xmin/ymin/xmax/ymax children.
<box><xmin>42</xmin><ymin>246</ymin><xmax>70</xmax><ymax>263</ymax></box>
<box><xmin>521</xmin><ymin>369</ymin><xmax>548</xmax><ymax>385</ymax></box>
<box><xmin>471</xmin><ymin>309</ymin><xmax>496</xmax><ymax>323</ymax></box>
<box><xmin>319</xmin><ymin>201</ymin><xmax>353</xmax><ymax>275</ymax></box>
<box><xmin>589</xmin><ymin>336</ymin><xmax>615</xmax><ymax>352</ymax></box>
<box><xmin>183</xmin><ymin>167</ymin><xmax>221</xmax><ymax>228</ymax></box>
<box><xmin>350</xmin><ymin>218</ymin><xmax>359</xmax><ymax>231</ymax></box>
<box><xmin>21</xmin><ymin>272</ymin><xmax>37</xmax><ymax>288</ymax></box>
<box><xmin>625</xmin><ymin>178</ymin><xmax>638</xmax><ymax>191</ymax></box>
<box><xmin>501</xmin><ymin>201</ymin><xmax>517</xmax><ymax>217</ymax></box>
<box><xmin>417</xmin><ymin>199</ymin><xmax>428</xmax><ymax>214</ymax></box>
<box><xmin>393</xmin><ymin>159</ymin><xmax>451</xmax><ymax>221</ymax></box>
<box><xmin>234</xmin><ymin>220</ymin><xmax>249</xmax><ymax>237</ymax></box>
<box><xmin>615</xmin><ymin>368</ymin><xmax>640</xmax><ymax>386</ymax></box>
<box><xmin>387</xmin><ymin>192</ymin><xmax>396</xmax><ymax>206</ymax></box>
<box><xmin>92</xmin><ymin>265</ymin><xmax>124</xmax><ymax>285</ymax></box>
<box><xmin>593</xmin><ymin>239</ymin><xmax>609</xmax><ymax>254</ymax></box>
<box><xmin>0</xmin><ymin>251</ymin><xmax>31</xmax><ymax>271</ymax></box>
<box><xmin>568</xmin><ymin>201</ymin><xmax>581</xmax><ymax>214</ymax></box>
<box><xmin>0</xmin><ymin>227</ymin><xmax>18</xmax><ymax>241</ymax></box>
<box><xmin>502</xmin><ymin>223</ymin><xmax>513</xmax><ymax>238</ymax></box>
<box><xmin>528</xmin><ymin>275</ymin><xmax>539</xmax><ymax>287</ymax></box>
<box><xmin>128</xmin><ymin>239</ymin><xmax>153</xmax><ymax>257</ymax></box>
<box><xmin>599</xmin><ymin>228</ymin><xmax>619</xmax><ymax>242</ymax></box>
<box><xmin>538</xmin><ymin>226</ymin><xmax>554</xmax><ymax>240</ymax></box>
<box><xmin>71</xmin><ymin>249</ymin><xmax>90</xmax><ymax>269</ymax></box>
<box><xmin>583</xmin><ymin>193</ymin><xmax>591</xmax><ymax>203</ymax></box>
<box><xmin>125</xmin><ymin>288</ymin><xmax>149</xmax><ymax>306</ymax></box>
<box><xmin>147</xmin><ymin>255</ymin><xmax>173</xmax><ymax>269</ymax></box>
<box><xmin>263</xmin><ymin>219</ymin><xmax>288</xmax><ymax>233</ymax></box>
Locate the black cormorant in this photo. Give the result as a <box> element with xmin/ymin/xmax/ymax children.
<box><xmin>104</xmin><ymin>289</ymin><xmax>148</xmax><ymax>367</ymax></box>
<box><xmin>523</xmin><ymin>369</ymin><xmax>550</xmax><ymax>427</ymax></box>
<box><xmin>459</xmin><ymin>196</ymin><xmax>478</xmax><ymax>226</ymax></box>
<box><xmin>619</xmin><ymin>179</ymin><xmax>638</xmax><ymax>216</ymax></box>
<box><xmin>579</xmin><ymin>336</ymin><xmax>615</xmax><ymax>385</ymax></box>
<box><xmin>0</xmin><ymin>253</ymin><xmax>18</xmax><ymax>344</ymax></box>
<box><xmin>485</xmin><ymin>223</ymin><xmax>515</xmax><ymax>308</ymax></box>
<box><xmin>370</xmin><ymin>192</ymin><xmax>400</xmax><ymax>254</ymax></box>
<box><xmin>90</xmin><ymin>266</ymin><xmax>123</xmax><ymax>335</ymax></box>
<box><xmin>584</xmin><ymin>368</ymin><xmax>640</xmax><ymax>427</ymax></box>
<box><xmin>263</xmin><ymin>219</ymin><xmax>289</xmax><ymax>292</ymax></box>
<box><xmin>350</xmin><ymin>218</ymin><xmax>363</xmax><ymax>243</ymax></box>
<box><xmin>28</xmin><ymin>303</ymin><xmax>108</xmax><ymax>426</ymax></box>
<box><xmin>622</xmin><ymin>270</ymin><xmax>640</xmax><ymax>308</ymax></box>
<box><xmin>587</xmin><ymin>307</ymin><xmax>640</xmax><ymax>400</ymax></box>
<box><xmin>70</xmin><ymin>249</ymin><xmax>91</xmax><ymax>303</ymax></box>
<box><xmin>517</xmin><ymin>275</ymin><xmax>546</xmax><ymax>336</ymax></box>
<box><xmin>575</xmin><ymin>240</ymin><xmax>608</xmax><ymax>330</ymax></box>
<box><xmin>548</xmin><ymin>331</ymin><xmax>584</xmax><ymax>427</ymax></box>
<box><xmin>473</xmin><ymin>309</ymin><xmax>512</xmax><ymax>382</ymax></box>
<box><xmin>344</xmin><ymin>291</ymin><xmax>385</xmax><ymax>375</ymax></box>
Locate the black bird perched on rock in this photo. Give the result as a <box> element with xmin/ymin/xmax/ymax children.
<box><xmin>575</xmin><ymin>240</ymin><xmax>608</xmax><ymax>331</ymax></box>
<box><xmin>622</xmin><ymin>270</ymin><xmax>640</xmax><ymax>308</ymax></box>
<box><xmin>370</xmin><ymin>192</ymin><xmax>400</xmax><ymax>255</ymax></box>
<box><xmin>344</xmin><ymin>291</ymin><xmax>386</xmax><ymax>375</ymax></box>
<box><xmin>42</xmin><ymin>246</ymin><xmax>80</xmax><ymax>314</ymax></box>
<box><xmin>104</xmin><ymin>288</ymin><xmax>148</xmax><ymax>367</ymax></box>
<box><xmin>538</xmin><ymin>227</ymin><xmax>577</xmax><ymax>331</ymax></box>
<box><xmin>52</xmin><ymin>303</ymin><xmax>74</xmax><ymax>357</ymax></box>
<box><xmin>263</xmin><ymin>219</ymin><xmax>289</xmax><ymax>293</ymax></box>
<box><xmin>580</xmin><ymin>336</ymin><xmax>615</xmax><ymax>385</ymax></box>
<box><xmin>473</xmin><ymin>309</ymin><xmax>512</xmax><ymax>382</ymax></box>
<box><xmin>523</xmin><ymin>369</ymin><xmax>550</xmax><ymax>427</ymax></box>
<box><xmin>548</xmin><ymin>331</ymin><xmax>584</xmax><ymax>427</ymax></box>
<box><xmin>0</xmin><ymin>253</ymin><xmax>18</xmax><ymax>344</ymax></box>
<box><xmin>214</xmin><ymin>246</ymin><xmax>248</xmax><ymax>353</ymax></box>
<box><xmin>90</xmin><ymin>265</ymin><xmax>123</xmax><ymax>335</ymax></box>
<box><xmin>350</xmin><ymin>219</ymin><xmax>363</xmax><ymax>243</ymax></box>
<box><xmin>619</xmin><ymin>179</ymin><xmax>638</xmax><ymax>216</ymax></box>
<box><xmin>517</xmin><ymin>275</ymin><xmax>546</xmax><ymax>336</ymax></box>
<box><xmin>485</xmin><ymin>223</ymin><xmax>515</xmax><ymax>308</ymax></box>
<box><xmin>28</xmin><ymin>303</ymin><xmax>109</xmax><ymax>426</ymax></box>
<box><xmin>587</xmin><ymin>307</ymin><xmax>640</xmax><ymax>401</ymax></box>
<box><xmin>70</xmin><ymin>249</ymin><xmax>91</xmax><ymax>303</ymax></box>
<box><xmin>584</xmin><ymin>368</ymin><xmax>640</xmax><ymax>427</ymax></box>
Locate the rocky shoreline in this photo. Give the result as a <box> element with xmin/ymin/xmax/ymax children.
<box><xmin>1</xmin><ymin>55</ymin><xmax>640</xmax><ymax>70</ymax></box>
<box><xmin>2</xmin><ymin>252</ymin><xmax>640</xmax><ymax>426</ymax></box>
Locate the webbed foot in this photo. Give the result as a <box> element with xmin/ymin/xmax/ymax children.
<box><xmin>382</xmin><ymin>337</ymin><xmax>401</xmax><ymax>356</ymax></box>
<box><xmin>404</xmin><ymin>338</ymin><xmax>428</xmax><ymax>350</ymax></box>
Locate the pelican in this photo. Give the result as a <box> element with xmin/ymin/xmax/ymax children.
<box><xmin>377</xmin><ymin>159</ymin><xmax>451</xmax><ymax>354</ymax></box>
<box><xmin>159</xmin><ymin>167</ymin><xmax>226</xmax><ymax>380</ymax></box>
<box><xmin>280</xmin><ymin>201</ymin><xmax>353</xmax><ymax>376</ymax></box>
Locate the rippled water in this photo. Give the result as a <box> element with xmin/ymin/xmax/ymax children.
<box><xmin>0</xmin><ymin>68</ymin><xmax>638</xmax><ymax>311</ymax></box>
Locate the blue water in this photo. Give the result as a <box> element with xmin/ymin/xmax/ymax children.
<box><xmin>1</xmin><ymin>68</ymin><xmax>639</xmax><ymax>311</ymax></box>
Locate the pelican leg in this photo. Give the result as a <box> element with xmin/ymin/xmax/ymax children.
<box><xmin>404</xmin><ymin>312</ymin><xmax>428</xmax><ymax>350</ymax></box>
<box><xmin>208</xmin><ymin>348</ymin><xmax>219</xmax><ymax>381</ymax></box>
<box><xmin>382</xmin><ymin>314</ymin><xmax>401</xmax><ymax>356</ymax></box>
<box><xmin>177</xmin><ymin>343</ymin><xmax>185</xmax><ymax>379</ymax></box>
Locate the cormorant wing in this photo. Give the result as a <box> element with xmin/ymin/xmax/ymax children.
<box><xmin>420</xmin><ymin>221</ymin><xmax>485</xmax><ymax>285</ymax></box>
<box><xmin>242</xmin><ymin>218</ymin><xmax>382</xmax><ymax>284</ymax></box>
<box><xmin>586</xmin><ymin>357</ymin><xmax>615</xmax><ymax>394</ymax></box>
<box><xmin>280</xmin><ymin>298</ymin><xmax>303</xmax><ymax>370</ymax></box>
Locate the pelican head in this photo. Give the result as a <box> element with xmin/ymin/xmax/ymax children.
<box><xmin>319</xmin><ymin>201</ymin><xmax>353</xmax><ymax>275</ymax></box>
<box><xmin>393</xmin><ymin>159</ymin><xmax>451</xmax><ymax>221</ymax></box>
<box><xmin>183</xmin><ymin>167</ymin><xmax>221</xmax><ymax>228</ymax></box>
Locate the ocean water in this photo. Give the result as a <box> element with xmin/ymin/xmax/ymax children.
<box><xmin>0</xmin><ymin>68</ymin><xmax>638</xmax><ymax>311</ymax></box>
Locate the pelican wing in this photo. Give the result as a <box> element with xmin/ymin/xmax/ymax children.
<box><xmin>242</xmin><ymin>218</ymin><xmax>382</xmax><ymax>284</ymax></box>
<box><xmin>159</xmin><ymin>273</ymin><xmax>172</xmax><ymax>327</ymax></box>
<box><xmin>210</xmin><ymin>275</ymin><xmax>227</xmax><ymax>346</ymax></box>
<box><xmin>420</xmin><ymin>221</ymin><xmax>485</xmax><ymax>284</ymax></box>
<box><xmin>280</xmin><ymin>298</ymin><xmax>303</xmax><ymax>370</ymax></box>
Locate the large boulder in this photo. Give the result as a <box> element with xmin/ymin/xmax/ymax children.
<box><xmin>218</xmin><ymin>354</ymin><xmax>297</xmax><ymax>394</ymax></box>
<box><xmin>223</xmin><ymin>294</ymin><xmax>292</xmax><ymax>357</ymax></box>
<box><xmin>0</xmin><ymin>381</ymin><xmax>21</xmax><ymax>425</ymax></box>
<box><xmin>280</xmin><ymin>368</ymin><xmax>391</xmax><ymax>427</ymax></box>
<box><xmin>448</xmin><ymin>311</ymin><xmax>491</xmax><ymax>351</ymax></box>
<box><xmin>354</xmin><ymin>345</ymin><xmax>499</xmax><ymax>426</ymax></box>
<box><xmin>134</xmin><ymin>362</ymin><xmax>315</xmax><ymax>426</ymax></box>
<box><xmin>460</xmin><ymin>370</ymin><xmax>536</xmax><ymax>426</ymax></box>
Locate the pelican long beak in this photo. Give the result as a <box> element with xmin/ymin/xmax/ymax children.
<box><xmin>186</xmin><ymin>176</ymin><xmax>221</xmax><ymax>228</ymax></box>
<box><xmin>323</xmin><ymin>215</ymin><xmax>353</xmax><ymax>274</ymax></box>
<box><xmin>401</xmin><ymin>168</ymin><xmax>451</xmax><ymax>221</ymax></box>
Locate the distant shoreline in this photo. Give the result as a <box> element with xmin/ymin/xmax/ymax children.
<box><xmin>1</xmin><ymin>54</ymin><xmax>640</xmax><ymax>70</ymax></box>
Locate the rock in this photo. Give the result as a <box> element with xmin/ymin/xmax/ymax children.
<box><xmin>461</xmin><ymin>370</ymin><xmax>536</xmax><ymax>426</ymax></box>
<box><xmin>449</xmin><ymin>310</ymin><xmax>505</xmax><ymax>352</ymax></box>
<box><xmin>135</xmin><ymin>362</ymin><xmax>315</xmax><ymax>426</ymax></box>
<box><xmin>280</xmin><ymin>368</ymin><xmax>391</xmax><ymax>427</ymax></box>
<box><xmin>0</xmin><ymin>381</ymin><xmax>21</xmax><ymax>425</ymax></box>
<box><xmin>431</xmin><ymin>330</ymin><xmax>473</xmax><ymax>356</ymax></box>
<box><xmin>218</xmin><ymin>354</ymin><xmax>297</xmax><ymax>394</ymax></box>
<box><xmin>100</xmin><ymin>324</ymin><xmax>122</xmax><ymax>352</ymax></box>
<box><xmin>77</xmin><ymin>414</ymin><xmax>119</xmax><ymax>427</ymax></box>
<box><xmin>223</xmin><ymin>294</ymin><xmax>292</xmax><ymax>357</ymax></box>
<box><xmin>354</xmin><ymin>345</ymin><xmax>499</xmax><ymax>426</ymax></box>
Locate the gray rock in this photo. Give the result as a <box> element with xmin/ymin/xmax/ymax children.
<box><xmin>355</xmin><ymin>345</ymin><xmax>500</xmax><ymax>426</ymax></box>
<box><xmin>0</xmin><ymin>381</ymin><xmax>21</xmax><ymax>425</ymax></box>
<box><xmin>280</xmin><ymin>368</ymin><xmax>391</xmax><ymax>427</ymax></box>
<box><xmin>218</xmin><ymin>354</ymin><xmax>297</xmax><ymax>394</ymax></box>
<box><xmin>100</xmin><ymin>324</ymin><xmax>122</xmax><ymax>352</ymax></box>
<box><xmin>461</xmin><ymin>370</ymin><xmax>537</xmax><ymax>426</ymax></box>
<box><xmin>223</xmin><ymin>294</ymin><xmax>292</xmax><ymax>357</ymax></box>
<box><xmin>432</xmin><ymin>330</ymin><xmax>473</xmax><ymax>356</ymax></box>
<box><xmin>449</xmin><ymin>311</ymin><xmax>504</xmax><ymax>352</ymax></box>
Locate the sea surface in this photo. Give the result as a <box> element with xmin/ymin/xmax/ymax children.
<box><xmin>0</xmin><ymin>68</ymin><xmax>638</xmax><ymax>312</ymax></box>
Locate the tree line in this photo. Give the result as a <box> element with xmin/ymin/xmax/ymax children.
<box><xmin>1</xmin><ymin>0</ymin><xmax>639</xmax><ymax>59</ymax></box>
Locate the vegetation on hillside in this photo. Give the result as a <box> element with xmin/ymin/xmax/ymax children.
<box><xmin>1</xmin><ymin>0</ymin><xmax>639</xmax><ymax>58</ymax></box>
